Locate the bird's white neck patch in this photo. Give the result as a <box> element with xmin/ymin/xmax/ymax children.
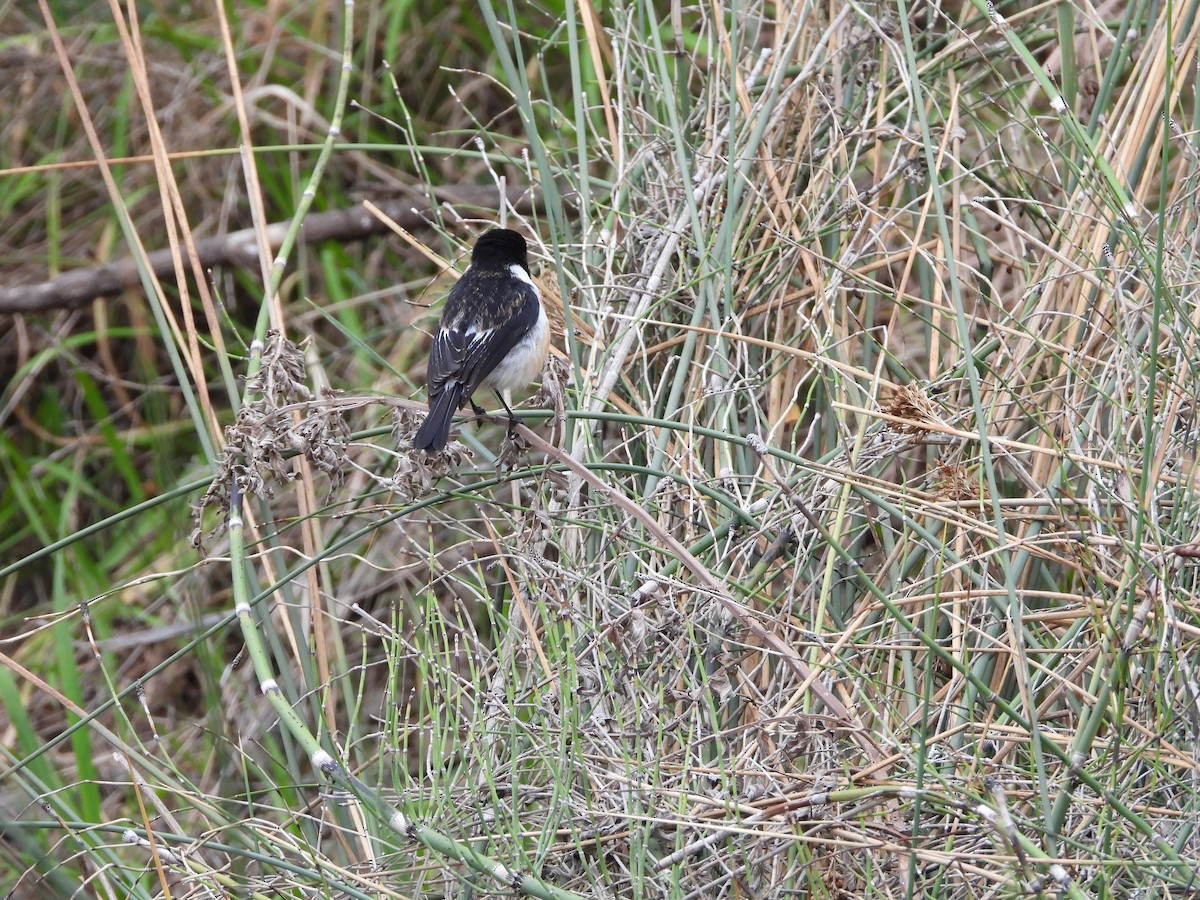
<box><xmin>508</xmin><ymin>264</ymin><xmax>539</xmax><ymax>296</ymax></box>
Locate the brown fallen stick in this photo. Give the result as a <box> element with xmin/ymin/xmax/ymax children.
<box><xmin>1</xmin><ymin>185</ymin><xmax>538</xmax><ymax>314</ymax></box>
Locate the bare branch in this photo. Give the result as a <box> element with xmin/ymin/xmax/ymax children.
<box><xmin>1</xmin><ymin>185</ymin><xmax>539</xmax><ymax>314</ymax></box>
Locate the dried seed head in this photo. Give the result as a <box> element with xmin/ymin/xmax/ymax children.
<box><xmin>882</xmin><ymin>383</ymin><xmax>940</xmax><ymax>435</ymax></box>
<box><xmin>192</xmin><ymin>335</ymin><xmax>350</xmax><ymax>549</ymax></box>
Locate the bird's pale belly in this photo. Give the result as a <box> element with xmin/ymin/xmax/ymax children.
<box><xmin>482</xmin><ymin>307</ymin><xmax>550</xmax><ymax>391</ymax></box>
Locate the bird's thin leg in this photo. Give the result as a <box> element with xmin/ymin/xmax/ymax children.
<box><xmin>469</xmin><ymin>397</ymin><xmax>488</xmax><ymax>418</ymax></box>
<box><xmin>494</xmin><ymin>390</ymin><xmax>520</xmax><ymax>437</ymax></box>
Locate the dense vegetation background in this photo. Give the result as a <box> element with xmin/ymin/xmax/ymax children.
<box><xmin>3</xmin><ymin>0</ymin><xmax>1200</xmax><ymax>896</ymax></box>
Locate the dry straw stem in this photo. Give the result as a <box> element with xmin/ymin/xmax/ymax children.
<box><xmin>33</xmin><ymin>0</ymin><xmax>221</xmax><ymax>462</ymax></box>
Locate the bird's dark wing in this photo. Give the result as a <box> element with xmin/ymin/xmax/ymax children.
<box><xmin>427</xmin><ymin>268</ymin><xmax>540</xmax><ymax>401</ymax></box>
<box><xmin>425</xmin><ymin>326</ymin><xmax>466</xmax><ymax>396</ymax></box>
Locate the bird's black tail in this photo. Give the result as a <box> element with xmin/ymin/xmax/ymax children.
<box><xmin>413</xmin><ymin>385</ymin><xmax>463</xmax><ymax>451</ymax></box>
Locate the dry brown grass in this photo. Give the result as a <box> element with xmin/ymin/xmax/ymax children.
<box><xmin>4</xmin><ymin>0</ymin><xmax>1200</xmax><ymax>897</ymax></box>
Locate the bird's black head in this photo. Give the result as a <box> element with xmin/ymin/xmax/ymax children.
<box><xmin>470</xmin><ymin>228</ymin><xmax>529</xmax><ymax>270</ymax></box>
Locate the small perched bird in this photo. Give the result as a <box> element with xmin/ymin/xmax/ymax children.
<box><xmin>413</xmin><ymin>228</ymin><xmax>549</xmax><ymax>452</ymax></box>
